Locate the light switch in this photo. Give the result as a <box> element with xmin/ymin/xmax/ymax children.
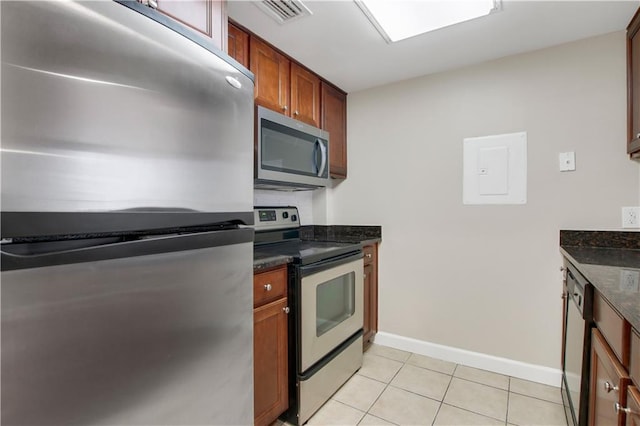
<box><xmin>559</xmin><ymin>152</ymin><xmax>575</xmax><ymax>172</ymax></box>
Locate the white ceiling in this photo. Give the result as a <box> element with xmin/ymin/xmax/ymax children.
<box><xmin>228</xmin><ymin>0</ymin><xmax>640</xmax><ymax>93</ymax></box>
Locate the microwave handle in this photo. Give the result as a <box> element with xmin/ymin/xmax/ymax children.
<box><xmin>315</xmin><ymin>139</ymin><xmax>327</xmax><ymax>177</ymax></box>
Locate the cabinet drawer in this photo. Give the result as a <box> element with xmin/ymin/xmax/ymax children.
<box><xmin>363</xmin><ymin>244</ymin><xmax>376</xmax><ymax>266</ymax></box>
<box><xmin>632</xmin><ymin>329</ymin><xmax>640</xmax><ymax>387</ymax></box>
<box><xmin>254</xmin><ymin>267</ymin><xmax>287</xmax><ymax>308</ymax></box>
<box><xmin>591</xmin><ymin>328</ymin><xmax>631</xmax><ymax>426</ymax></box>
<box><xmin>627</xmin><ymin>386</ymin><xmax>640</xmax><ymax>426</ymax></box>
<box><xmin>594</xmin><ymin>291</ymin><xmax>631</xmax><ymax>367</ymax></box>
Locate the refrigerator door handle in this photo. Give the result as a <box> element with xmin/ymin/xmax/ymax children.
<box><xmin>1</xmin><ymin>228</ymin><xmax>254</xmax><ymax>272</ymax></box>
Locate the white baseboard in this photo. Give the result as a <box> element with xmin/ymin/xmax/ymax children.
<box><xmin>373</xmin><ymin>331</ymin><xmax>563</xmax><ymax>387</ymax></box>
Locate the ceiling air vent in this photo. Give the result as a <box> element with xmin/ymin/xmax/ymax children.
<box><xmin>254</xmin><ymin>0</ymin><xmax>313</xmax><ymax>24</ymax></box>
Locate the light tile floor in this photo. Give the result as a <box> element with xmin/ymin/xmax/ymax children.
<box><xmin>300</xmin><ymin>344</ymin><xmax>568</xmax><ymax>426</ymax></box>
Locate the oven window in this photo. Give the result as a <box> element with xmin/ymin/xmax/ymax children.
<box><xmin>316</xmin><ymin>271</ymin><xmax>355</xmax><ymax>337</ymax></box>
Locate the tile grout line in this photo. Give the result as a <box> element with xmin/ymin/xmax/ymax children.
<box><xmin>430</xmin><ymin>363</ymin><xmax>458</xmax><ymax>426</ymax></box>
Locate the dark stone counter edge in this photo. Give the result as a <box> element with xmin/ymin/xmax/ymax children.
<box><xmin>560</xmin><ymin>230</ymin><xmax>640</xmax><ymax>249</ymax></box>
<box><xmin>300</xmin><ymin>225</ymin><xmax>382</xmax><ymax>244</ymax></box>
<box><xmin>253</xmin><ymin>255</ymin><xmax>292</xmax><ymax>272</ymax></box>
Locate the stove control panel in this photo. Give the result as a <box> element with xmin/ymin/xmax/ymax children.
<box><xmin>254</xmin><ymin>206</ymin><xmax>300</xmax><ymax>231</ymax></box>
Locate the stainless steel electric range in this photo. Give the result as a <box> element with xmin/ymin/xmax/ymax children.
<box><xmin>254</xmin><ymin>206</ymin><xmax>364</xmax><ymax>425</ymax></box>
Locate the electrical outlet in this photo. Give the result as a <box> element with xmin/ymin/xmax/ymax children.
<box><xmin>622</xmin><ymin>207</ymin><xmax>640</xmax><ymax>228</ymax></box>
<box><xmin>620</xmin><ymin>269</ymin><xmax>640</xmax><ymax>292</ymax></box>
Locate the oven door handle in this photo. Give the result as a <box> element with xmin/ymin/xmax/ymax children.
<box><xmin>298</xmin><ymin>251</ymin><xmax>363</xmax><ymax>277</ymax></box>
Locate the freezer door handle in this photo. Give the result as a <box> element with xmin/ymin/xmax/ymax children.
<box><xmin>1</xmin><ymin>228</ymin><xmax>254</xmax><ymax>271</ymax></box>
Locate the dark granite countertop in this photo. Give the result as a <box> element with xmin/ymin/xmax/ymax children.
<box><xmin>299</xmin><ymin>225</ymin><xmax>382</xmax><ymax>245</ymax></box>
<box><xmin>560</xmin><ymin>230</ymin><xmax>640</xmax><ymax>332</ymax></box>
<box><xmin>254</xmin><ymin>225</ymin><xmax>382</xmax><ymax>271</ymax></box>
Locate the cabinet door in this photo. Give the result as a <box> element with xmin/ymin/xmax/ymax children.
<box><xmin>250</xmin><ymin>37</ymin><xmax>290</xmax><ymax>115</ymax></box>
<box><xmin>627</xmin><ymin>386</ymin><xmax>640</xmax><ymax>426</ymax></box>
<box><xmin>155</xmin><ymin>0</ymin><xmax>226</xmax><ymax>50</ymax></box>
<box><xmin>227</xmin><ymin>22</ymin><xmax>249</xmax><ymax>69</ymax></box>
<box><xmin>590</xmin><ymin>328</ymin><xmax>631</xmax><ymax>426</ymax></box>
<box><xmin>254</xmin><ymin>297</ymin><xmax>289</xmax><ymax>426</ymax></box>
<box><xmin>291</xmin><ymin>63</ymin><xmax>320</xmax><ymax>127</ymax></box>
<box><xmin>628</xmin><ymin>8</ymin><xmax>640</xmax><ymax>157</ymax></box>
<box><xmin>321</xmin><ymin>82</ymin><xmax>347</xmax><ymax>178</ymax></box>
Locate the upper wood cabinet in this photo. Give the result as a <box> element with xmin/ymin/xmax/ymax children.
<box><xmin>321</xmin><ymin>82</ymin><xmax>347</xmax><ymax>179</ymax></box>
<box><xmin>250</xmin><ymin>37</ymin><xmax>291</xmax><ymax>115</ymax></box>
<box><xmin>227</xmin><ymin>23</ymin><xmax>249</xmax><ymax>69</ymax></box>
<box><xmin>291</xmin><ymin>63</ymin><xmax>320</xmax><ymax>127</ymax></box>
<box><xmin>627</xmin><ymin>7</ymin><xmax>640</xmax><ymax>158</ymax></box>
<box><xmin>155</xmin><ymin>0</ymin><xmax>227</xmax><ymax>51</ymax></box>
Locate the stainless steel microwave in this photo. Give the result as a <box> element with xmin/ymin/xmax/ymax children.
<box><xmin>255</xmin><ymin>106</ymin><xmax>330</xmax><ymax>190</ymax></box>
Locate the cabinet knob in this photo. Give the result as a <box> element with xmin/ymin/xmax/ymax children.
<box><xmin>366</xmin><ymin>253</ymin><xmax>373</xmax><ymax>259</ymax></box>
<box><xmin>283</xmin><ymin>306</ymin><xmax>290</xmax><ymax>314</ymax></box>
<box><xmin>614</xmin><ymin>402</ymin><xmax>631</xmax><ymax>414</ymax></box>
<box><xmin>282</xmin><ymin>105</ymin><xmax>288</xmax><ymax>112</ymax></box>
<box><xmin>604</xmin><ymin>381</ymin><xmax>619</xmax><ymax>393</ymax></box>
<box><xmin>294</xmin><ymin>110</ymin><xmax>299</xmax><ymax>116</ymax></box>
<box><xmin>264</xmin><ymin>284</ymin><xmax>272</xmax><ymax>291</ymax></box>
<box><xmin>636</xmin><ymin>132</ymin><xmax>640</xmax><ymax>139</ymax></box>
<box><xmin>363</xmin><ymin>274</ymin><xmax>367</xmax><ymax>279</ymax></box>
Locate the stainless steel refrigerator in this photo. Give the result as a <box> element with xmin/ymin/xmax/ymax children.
<box><xmin>1</xmin><ymin>1</ymin><xmax>255</xmax><ymax>424</ymax></box>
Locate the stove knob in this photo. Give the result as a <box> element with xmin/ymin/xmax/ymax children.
<box><xmin>282</xmin><ymin>212</ymin><xmax>289</xmax><ymax>219</ymax></box>
<box><xmin>291</xmin><ymin>214</ymin><xmax>297</xmax><ymax>222</ymax></box>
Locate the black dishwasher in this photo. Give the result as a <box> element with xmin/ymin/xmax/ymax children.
<box><xmin>561</xmin><ymin>263</ymin><xmax>594</xmax><ymax>426</ymax></box>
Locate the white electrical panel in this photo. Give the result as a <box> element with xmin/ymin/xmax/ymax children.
<box><xmin>463</xmin><ymin>132</ymin><xmax>527</xmax><ymax>205</ymax></box>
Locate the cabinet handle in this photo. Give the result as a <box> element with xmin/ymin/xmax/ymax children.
<box><xmin>614</xmin><ymin>402</ymin><xmax>631</xmax><ymax>414</ymax></box>
<box><xmin>604</xmin><ymin>381</ymin><xmax>618</xmax><ymax>393</ymax></box>
<box><xmin>283</xmin><ymin>306</ymin><xmax>290</xmax><ymax>314</ymax></box>
<box><xmin>264</xmin><ymin>284</ymin><xmax>272</xmax><ymax>291</ymax></box>
<box><xmin>282</xmin><ymin>105</ymin><xmax>288</xmax><ymax>112</ymax></box>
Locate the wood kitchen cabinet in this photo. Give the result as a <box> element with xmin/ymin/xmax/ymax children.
<box><xmin>627</xmin><ymin>386</ymin><xmax>640</xmax><ymax>426</ymax></box>
<box><xmin>291</xmin><ymin>63</ymin><xmax>321</xmax><ymax>127</ymax></box>
<box><xmin>250</xmin><ymin>37</ymin><xmax>291</xmax><ymax>115</ymax></box>
<box><xmin>363</xmin><ymin>244</ymin><xmax>378</xmax><ymax>350</ymax></box>
<box><xmin>155</xmin><ymin>0</ymin><xmax>226</xmax><ymax>51</ymax></box>
<box><xmin>321</xmin><ymin>82</ymin><xmax>348</xmax><ymax>179</ymax></box>
<box><xmin>628</xmin><ymin>7</ymin><xmax>640</xmax><ymax>158</ymax></box>
<box><xmin>227</xmin><ymin>22</ymin><xmax>249</xmax><ymax>69</ymax></box>
<box><xmin>253</xmin><ymin>266</ymin><xmax>289</xmax><ymax>426</ymax></box>
<box><xmin>589</xmin><ymin>290</ymin><xmax>638</xmax><ymax>426</ymax></box>
<box><xmin>590</xmin><ymin>328</ymin><xmax>630</xmax><ymax>426</ymax></box>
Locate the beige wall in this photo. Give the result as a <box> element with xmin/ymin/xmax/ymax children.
<box><xmin>327</xmin><ymin>31</ymin><xmax>640</xmax><ymax>369</ymax></box>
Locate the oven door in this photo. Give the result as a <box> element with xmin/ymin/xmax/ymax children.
<box><xmin>299</xmin><ymin>256</ymin><xmax>363</xmax><ymax>373</ymax></box>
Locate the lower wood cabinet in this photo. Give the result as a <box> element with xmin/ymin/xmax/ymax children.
<box><xmin>590</xmin><ymin>328</ymin><xmax>630</xmax><ymax>426</ymax></box>
<box><xmin>627</xmin><ymin>386</ymin><xmax>640</xmax><ymax>426</ymax></box>
<box><xmin>363</xmin><ymin>244</ymin><xmax>378</xmax><ymax>350</ymax></box>
<box><xmin>253</xmin><ymin>266</ymin><xmax>288</xmax><ymax>426</ymax></box>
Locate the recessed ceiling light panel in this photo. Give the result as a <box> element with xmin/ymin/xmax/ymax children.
<box><xmin>355</xmin><ymin>0</ymin><xmax>501</xmax><ymax>43</ymax></box>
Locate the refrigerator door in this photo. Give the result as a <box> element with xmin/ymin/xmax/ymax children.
<box><xmin>1</xmin><ymin>1</ymin><xmax>254</xmax><ymax>237</ymax></box>
<box><xmin>1</xmin><ymin>229</ymin><xmax>253</xmax><ymax>425</ymax></box>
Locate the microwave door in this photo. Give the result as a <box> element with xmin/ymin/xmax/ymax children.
<box><xmin>256</xmin><ymin>107</ymin><xmax>330</xmax><ymax>189</ymax></box>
